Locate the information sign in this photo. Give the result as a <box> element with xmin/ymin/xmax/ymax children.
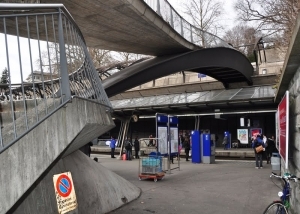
<box><xmin>157</xmin><ymin>126</ymin><xmax>168</xmax><ymax>154</ymax></box>
<box><xmin>170</xmin><ymin>127</ymin><xmax>178</xmax><ymax>153</ymax></box>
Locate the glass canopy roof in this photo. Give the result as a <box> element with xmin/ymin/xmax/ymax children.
<box><xmin>110</xmin><ymin>86</ymin><xmax>276</xmax><ymax>110</ymax></box>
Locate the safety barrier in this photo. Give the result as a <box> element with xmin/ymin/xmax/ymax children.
<box><xmin>0</xmin><ymin>3</ymin><xmax>112</xmax><ymax>153</ymax></box>
<box><xmin>144</xmin><ymin>0</ymin><xmax>231</xmax><ymax>48</ymax></box>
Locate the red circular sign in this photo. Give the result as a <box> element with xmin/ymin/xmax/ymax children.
<box><xmin>56</xmin><ymin>174</ymin><xmax>72</xmax><ymax>197</ymax></box>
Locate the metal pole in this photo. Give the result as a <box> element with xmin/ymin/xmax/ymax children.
<box><xmin>190</xmin><ymin>24</ymin><xmax>193</xmax><ymax>43</ymax></box>
<box><xmin>156</xmin><ymin>0</ymin><xmax>161</xmax><ymax>15</ymax></box>
<box><xmin>180</xmin><ymin>18</ymin><xmax>183</xmax><ymax>36</ymax></box>
<box><xmin>58</xmin><ymin>9</ymin><xmax>71</xmax><ymax>101</ymax></box>
<box><xmin>170</xmin><ymin>6</ymin><xmax>173</xmax><ymax>28</ymax></box>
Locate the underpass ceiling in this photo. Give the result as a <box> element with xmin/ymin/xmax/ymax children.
<box><xmin>110</xmin><ymin>85</ymin><xmax>277</xmax><ymax>117</ymax></box>
<box><xmin>42</xmin><ymin>0</ymin><xmax>197</xmax><ymax>55</ymax></box>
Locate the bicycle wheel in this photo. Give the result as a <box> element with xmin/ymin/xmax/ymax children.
<box><xmin>263</xmin><ymin>202</ymin><xmax>288</xmax><ymax>214</ymax></box>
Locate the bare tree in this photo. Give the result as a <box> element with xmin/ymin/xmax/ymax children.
<box><xmin>87</xmin><ymin>48</ymin><xmax>114</xmax><ymax>68</ymax></box>
<box><xmin>114</xmin><ymin>52</ymin><xmax>144</xmax><ymax>67</ymax></box>
<box><xmin>182</xmin><ymin>0</ymin><xmax>224</xmax><ymax>45</ymax></box>
<box><xmin>223</xmin><ymin>24</ymin><xmax>261</xmax><ymax>61</ymax></box>
<box><xmin>34</xmin><ymin>44</ymin><xmax>114</xmax><ymax>77</ymax></box>
<box><xmin>235</xmin><ymin>0</ymin><xmax>300</xmax><ymax>46</ymax></box>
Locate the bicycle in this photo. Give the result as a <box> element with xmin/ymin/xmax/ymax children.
<box><xmin>263</xmin><ymin>172</ymin><xmax>299</xmax><ymax>214</ymax></box>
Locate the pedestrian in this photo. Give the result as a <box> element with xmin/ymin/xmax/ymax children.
<box><xmin>133</xmin><ymin>137</ymin><xmax>140</xmax><ymax>159</ymax></box>
<box><xmin>222</xmin><ymin>136</ymin><xmax>228</xmax><ymax>150</ymax></box>
<box><xmin>252</xmin><ymin>134</ymin><xmax>265</xmax><ymax>169</ymax></box>
<box><xmin>125</xmin><ymin>137</ymin><xmax>132</xmax><ymax>160</ymax></box>
<box><xmin>170</xmin><ymin>153</ymin><xmax>174</xmax><ymax>164</ymax></box>
<box><xmin>110</xmin><ymin>136</ymin><xmax>116</xmax><ymax>158</ymax></box>
<box><xmin>262</xmin><ymin>134</ymin><xmax>269</xmax><ymax>163</ymax></box>
<box><xmin>183</xmin><ymin>136</ymin><xmax>190</xmax><ymax>161</ymax></box>
<box><xmin>177</xmin><ymin>137</ymin><xmax>183</xmax><ymax>161</ymax></box>
<box><xmin>148</xmin><ymin>134</ymin><xmax>155</xmax><ymax>147</ymax></box>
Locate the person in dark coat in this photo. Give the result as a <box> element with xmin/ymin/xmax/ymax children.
<box><xmin>133</xmin><ymin>137</ymin><xmax>140</xmax><ymax>159</ymax></box>
<box><xmin>253</xmin><ymin>134</ymin><xmax>265</xmax><ymax>169</ymax></box>
<box><xmin>124</xmin><ymin>137</ymin><xmax>133</xmax><ymax>160</ymax></box>
<box><xmin>110</xmin><ymin>136</ymin><xmax>116</xmax><ymax>158</ymax></box>
<box><xmin>183</xmin><ymin>136</ymin><xmax>190</xmax><ymax>161</ymax></box>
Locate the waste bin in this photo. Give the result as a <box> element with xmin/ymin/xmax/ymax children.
<box><xmin>271</xmin><ymin>153</ymin><xmax>281</xmax><ymax>171</ymax></box>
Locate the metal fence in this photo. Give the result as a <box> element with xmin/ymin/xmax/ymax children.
<box><xmin>0</xmin><ymin>3</ymin><xmax>112</xmax><ymax>153</ymax></box>
<box><xmin>144</xmin><ymin>0</ymin><xmax>231</xmax><ymax>48</ymax></box>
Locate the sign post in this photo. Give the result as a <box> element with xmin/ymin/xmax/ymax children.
<box><xmin>53</xmin><ymin>172</ymin><xmax>77</xmax><ymax>214</ymax></box>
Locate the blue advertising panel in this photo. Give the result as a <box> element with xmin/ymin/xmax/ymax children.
<box><xmin>157</xmin><ymin>114</ymin><xmax>168</xmax><ymax>123</ymax></box>
<box><xmin>202</xmin><ymin>134</ymin><xmax>211</xmax><ymax>156</ymax></box>
<box><xmin>191</xmin><ymin>130</ymin><xmax>200</xmax><ymax>163</ymax></box>
<box><xmin>224</xmin><ymin>131</ymin><xmax>231</xmax><ymax>149</ymax></box>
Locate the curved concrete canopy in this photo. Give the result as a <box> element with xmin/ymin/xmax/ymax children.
<box><xmin>44</xmin><ymin>0</ymin><xmax>198</xmax><ymax>56</ymax></box>
<box><xmin>103</xmin><ymin>47</ymin><xmax>254</xmax><ymax>97</ymax></box>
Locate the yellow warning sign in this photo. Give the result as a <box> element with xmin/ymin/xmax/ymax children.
<box><xmin>53</xmin><ymin>172</ymin><xmax>77</xmax><ymax>214</ymax></box>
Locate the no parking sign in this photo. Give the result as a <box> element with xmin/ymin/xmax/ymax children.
<box><xmin>53</xmin><ymin>172</ymin><xmax>77</xmax><ymax>214</ymax></box>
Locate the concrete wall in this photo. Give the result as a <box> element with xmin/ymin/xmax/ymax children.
<box><xmin>287</xmin><ymin>69</ymin><xmax>300</xmax><ymax>214</ymax></box>
<box><xmin>11</xmin><ymin>150</ymin><xmax>140</xmax><ymax>214</ymax></box>
<box><xmin>0</xmin><ymin>98</ymin><xmax>115</xmax><ymax>214</ymax></box>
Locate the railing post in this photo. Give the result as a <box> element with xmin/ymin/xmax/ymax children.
<box><xmin>170</xmin><ymin>6</ymin><xmax>174</xmax><ymax>28</ymax></box>
<box><xmin>58</xmin><ymin>9</ymin><xmax>71</xmax><ymax>101</ymax></box>
<box><xmin>190</xmin><ymin>24</ymin><xmax>193</xmax><ymax>43</ymax></box>
<box><xmin>180</xmin><ymin>18</ymin><xmax>183</xmax><ymax>36</ymax></box>
<box><xmin>156</xmin><ymin>0</ymin><xmax>161</xmax><ymax>15</ymax></box>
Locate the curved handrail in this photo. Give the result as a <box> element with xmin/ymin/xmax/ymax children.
<box><xmin>0</xmin><ymin>4</ymin><xmax>112</xmax><ymax>152</ymax></box>
<box><xmin>143</xmin><ymin>0</ymin><xmax>231</xmax><ymax>48</ymax></box>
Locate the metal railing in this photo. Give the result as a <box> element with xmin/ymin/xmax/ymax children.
<box><xmin>0</xmin><ymin>3</ymin><xmax>112</xmax><ymax>153</ymax></box>
<box><xmin>144</xmin><ymin>0</ymin><xmax>231</xmax><ymax>48</ymax></box>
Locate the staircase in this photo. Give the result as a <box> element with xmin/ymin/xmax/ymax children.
<box><xmin>0</xmin><ymin>4</ymin><xmax>115</xmax><ymax>213</ymax></box>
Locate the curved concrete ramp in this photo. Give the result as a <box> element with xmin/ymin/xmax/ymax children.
<box><xmin>103</xmin><ymin>47</ymin><xmax>254</xmax><ymax>97</ymax></box>
<box><xmin>9</xmin><ymin>150</ymin><xmax>140</xmax><ymax>214</ymax></box>
<box><xmin>46</xmin><ymin>0</ymin><xmax>197</xmax><ymax>55</ymax></box>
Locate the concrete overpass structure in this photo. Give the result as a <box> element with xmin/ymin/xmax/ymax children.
<box><xmin>45</xmin><ymin>0</ymin><xmax>197</xmax><ymax>55</ymax></box>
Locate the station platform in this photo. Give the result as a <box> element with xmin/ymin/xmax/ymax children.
<box><xmin>91</xmin><ymin>146</ymin><xmax>255</xmax><ymax>159</ymax></box>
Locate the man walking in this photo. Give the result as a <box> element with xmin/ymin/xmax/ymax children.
<box><xmin>183</xmin><ymin>136</ymin><xmax>190</xmax><ymax>161</ymax></box>
<box><xmin>110</xmin><ymin>136</ymin><xmax>116</xmax><ymax>158</ymax></box>
<box><xmin>134</xmin><ymin>137</ymin><xmax>140</xmax><ymax>159</ymax></box>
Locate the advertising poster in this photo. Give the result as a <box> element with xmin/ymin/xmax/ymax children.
<box><xmin>250</xmin><ymin>128</ymin><xmax>262</xmax><ymax>137</ymax></box>
<box><xmin>278</xmin><ymin>91</ymin><xmax>289</xmax><ymax>169</ymax></box>
<box><xmin>237</xmin><ymin>129</ymin><xmax>248</xmax><ymax>144</ymax></box>
<box><xmin>157</xmin><ymin>126</ymin><xmax>168</xmax><ymax>154</ymax></box>
<box><xmin>170</xmin><ymin>127</ymin><xmax>178</xmax><ymax>153</ymax></box>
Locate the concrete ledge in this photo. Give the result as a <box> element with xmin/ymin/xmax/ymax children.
<box><xmin>92</xmin><ymin>146</ymin><xmax>256</xmax><ymax>158</ymax></box>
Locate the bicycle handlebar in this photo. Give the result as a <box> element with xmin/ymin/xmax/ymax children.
<box><xmin>270</xmin><ymin>172</ymin><xmax>299</xmax><ymax>182</ymax></box>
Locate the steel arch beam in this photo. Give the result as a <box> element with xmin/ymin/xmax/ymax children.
<box><xmin>103</xmin><ymin>47</ymin><xmax>254</xmax><ymax>97</ymax></box>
